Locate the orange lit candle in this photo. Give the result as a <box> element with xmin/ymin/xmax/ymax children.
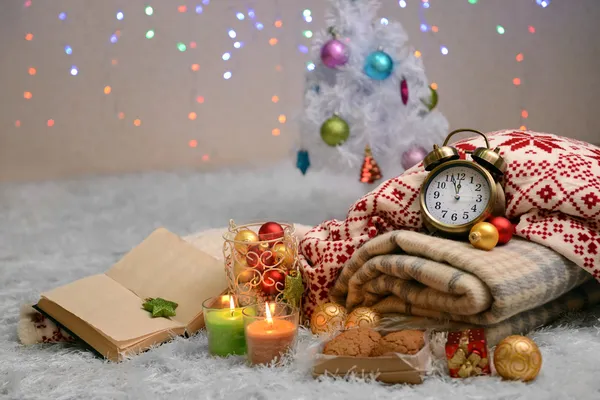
<box><xmin>244</xmin><ymin>302</ymin><xmax>298</xmax><ymax>365</ymax></box>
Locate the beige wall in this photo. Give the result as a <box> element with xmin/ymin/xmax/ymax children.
<box><xmin>1</xmin><ymin>0</ymin><xmax>599</xmax><ymax>182</ymax></box>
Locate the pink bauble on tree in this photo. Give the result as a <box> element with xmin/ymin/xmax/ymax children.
<box><xmin>401</xmin><ymin>146</ymin><xmax>428</xmax><ymax>170</ymax></box>
<box><xmin>321</xmin><ymin>39</ymin><xmax>349</xmax><ymax>69</ymax></box>
<box><xmin>258</xmin><ymin>221</ymin><xmax>285</xmax><ymax>241</ymax></box>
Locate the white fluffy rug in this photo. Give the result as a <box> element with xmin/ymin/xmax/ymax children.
<box><xmin>1</xmin><ymin>164</ymin><xmax>600</xmax><ymax>400</ymax></box>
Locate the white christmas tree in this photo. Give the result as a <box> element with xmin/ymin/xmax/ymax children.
<box><xmin>297</xmin><ymin>0</ymin><xmax>449</xmax><ymax>183</ymax></box>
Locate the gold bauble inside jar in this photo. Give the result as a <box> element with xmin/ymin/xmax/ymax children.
<box><xmin>272</xmin><ymin>242</ymin><xmax>295</xmax><ymax>268</ymax></box>
<box><xmin>233</xmin><ymin>255</ymin><xmax>256</xmax><ymax>283</ymax></box>
<box><xmin>233</xmin><ymin>229</ymin><xmax>259</xmax><ymax>255</ymax></box>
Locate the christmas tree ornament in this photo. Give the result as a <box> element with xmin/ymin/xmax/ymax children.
<box><xmin>260</xmin><ymin>251</ymin><xmax>277</xmax><ymax>268</ymax></box>
<box><xmin>400</xmin><ymin>78</ymin><xmax>409</xmax><ymax>105</ymax></box>
<box><xmin>310</xmin><ymin>302</ymin><xmax>348</xmax><ymax>335</ymax></box>
<box><xmin>296</xmin><ymin>150</ymin><xmax>311</xmax><ymax>175</ymax></box>
<box><xmin>283</xmin><ymin>270</ymin><xmax>304</xmax><ymax>308</ymax></box>
<box><xmin>494</xmin><ymin>335</ymin><xmax>542</xmax><ymax>382</ymax></box>
<box><xmin>421</xmin><ymin>85</ymin><xmax>439</xmax><ymax>111</ymax></box>
<box><xmin>142</xmin><ymin>297</ymin><xmax>178</xmax><ymax>318</ymax></box>
<box><xmin>246</xmin><ymin>244</ymin><xmax>269</xmax><ymax>270</ymax></box>
<box><xmin>245</xmin><ymin>250</ymin><xmax>261</xmax><ymax>269</ymax></box>
<box><xmin>258</xmin><ymin>221</ymin><xmax>285</xmax><ymax>241</ymax></box>
<box><xmin>364</xmin><ymin>49</ymin><xmax>394</xmax><ymax>80</ymax></box>
<box><xmin>321</xmin><ymin>39</ymin><xmax>349</xmax><ymax>68</ymax></box>
<box><xmin>344</xmin><ymin>307</ymin><xmax>381</xmax><ymax>329</ymax></box>
<box><xmin>233</xmin><ymin>229</ymin><xmax>259</xmax><ymax>255</ymax></box>
<box><xmin>233</xmin><ymin>255</ymin><xmax>256</xmax><ymax>283</ymax></box>
<box><xmin>320</xmin><ymin>115</ymin><xmax>350</xmax><ymax>146</ymax></box>
<box><xmin>360</xmin><ymin>145</ymin><xmax>382</xmax><ymax>184</ymax></box>
<box><xmin>401</xmin><ymin>146</ymin><xmax>427</xmax><ymax>170</ymax></box>
<box><xmin>260</xmin><ymin>269</ymin><xmax>286</xmax><ymax>295</ymax></box>
<box><xmin>272</xmin><ymin>243</ymin><xmax>295</xmax><ymax>268</ymax></box>
<box><xmin>469</xmin><ymin>222</ymin><xmax>499</xmax><ymax>251</ymax></box>
<box><xmin>487</xmin><ymin>216</ymin><xmax>514</xmax><ymax>245</ymax></box>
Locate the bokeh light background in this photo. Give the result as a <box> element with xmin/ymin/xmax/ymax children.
<box><xmin>1</xmin><ymin>0</ymin><xmax>598</xmax><ymax>181</ymax></box>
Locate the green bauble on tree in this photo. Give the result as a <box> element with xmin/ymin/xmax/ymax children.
<box><xmin>320</xmin><ymin>115</ymin><xmax>350</xmax><ymax>146</ymax></box>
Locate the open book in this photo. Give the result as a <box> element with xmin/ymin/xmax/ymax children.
<box><xmin>34</xmin><ymin>228</ymin><xmax>228</xmax><ymax>361</ymax></box>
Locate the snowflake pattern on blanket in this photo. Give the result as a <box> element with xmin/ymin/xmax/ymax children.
<box><xmin>299</xmin><ymin>130</ymin><xmax>600</xmax><ymax>321</ymax></box>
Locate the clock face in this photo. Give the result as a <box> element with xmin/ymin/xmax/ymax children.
<box><xmin>423</xmin><ymin>163</ymin><xmax>492</xmax><ymax>226</ymax></box>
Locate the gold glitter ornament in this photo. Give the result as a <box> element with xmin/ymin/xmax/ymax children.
<box><xmin>493</xmin><ymin>335</ymin><xmax>542</xmax><ymax>381</ymax></box>
<box><xmin>310</xmin><ymin>303</ymin><xmax>347</xmax><ymax>335</ymax></box>
<box><xmin>283</xmin><ymin>270</ymin><xmax>304</xmax><ymax>308</ymax></box>
<box><xmin>344</xmin><ymin>307</ymin><xmax>381</xmax><ymax>329</ymax></box>
<box><xmin>233</xmin><ymin>229</ymin><xmax>259</xmax><ymax>255</ymax></box>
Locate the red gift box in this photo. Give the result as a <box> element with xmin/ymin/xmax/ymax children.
<box><xmin>445</xmin><ymin>329</ymin><xmax>491</xmax><ymax>378</ymax></box>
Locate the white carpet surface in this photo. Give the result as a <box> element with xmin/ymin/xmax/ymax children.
<box><xmin>1</xmin><ymin>164</ymin><xmax>600</xmax><ymax>400</ymax></box>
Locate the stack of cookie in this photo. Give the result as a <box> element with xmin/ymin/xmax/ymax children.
<box><xmin>323</xmin><ymin>328</ymin><xmax>425</xmax><ymax>357</ymax></box>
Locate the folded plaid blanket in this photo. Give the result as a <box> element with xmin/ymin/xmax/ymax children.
<box><xmin>300</xmin><ymin>130</ymin><xmax>600</xmax><ymax>323</ymax></box>
<box><xmin>329</xmin><ymin>231</ymin><xmax>596</xmax><ymax>333</ymax></box>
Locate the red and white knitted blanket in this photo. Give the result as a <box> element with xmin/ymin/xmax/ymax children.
<box><xmin>299</xmin><ymin>130</ymin><xmax>600</xmax><ymax>320</ymax></box>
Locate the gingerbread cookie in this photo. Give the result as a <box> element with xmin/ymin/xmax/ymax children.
<box><xmin>370</xmin><ymin>330</ymin><xmax>425</xmax><ymax>357</ymax></box>
<box><xmin>323</xmin><ymin>328</ymin><xmax>382</xmax><ymax>357</ymax></box>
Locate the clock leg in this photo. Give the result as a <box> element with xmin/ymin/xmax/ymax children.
<box><xmin>492</xmin><ymin>182</ymin><xmax>506</xmax><ymax>217</ymax></box>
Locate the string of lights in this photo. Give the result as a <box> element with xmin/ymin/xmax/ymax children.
<box><xmin>410</xmin><ymin>0</ymin><xmax>549</xmax><ymax>131</ymax></box>
<box><xmin>17</xmin><ymin>0</ymin><xmax>552</xmax><ymax>159</ymax></box>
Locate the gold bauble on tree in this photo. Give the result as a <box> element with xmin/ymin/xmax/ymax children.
<box><xmin>469</xmin><ymin>222</ymin><xmax>499</xmax><ymax>251</ymax></box>
<box><xmin>233</xmin><ymin>229</ymin><xmax>259</xmax><ymax>255</ymax></box>
<box><xmin>494</xmin><ymin>335</ymin><xmax>542</xmax><ymax>381</ymax></box>
<box><xmin>344</xmin><ymin>307</ymin><xmax>381</xmax><ymax>329</ymax></box>
<box><xmin>310</xmin><ymin>302</ymin><xmax>348</xmax><ymax>335</ymax></box>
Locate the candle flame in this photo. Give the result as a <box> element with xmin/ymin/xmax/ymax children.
<box><xmin>265</xmin><ymin>302</ymin><xmax>273</xmax><ymax>324</ymax></box>
<box><xmin>229</xmin><ymin>296</ymin><xmax>235</xmax><ymax>316</ymax></box>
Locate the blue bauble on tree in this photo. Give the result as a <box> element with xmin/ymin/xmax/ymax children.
<box><xmin>364</xmin><ymin>49</ymin><xmax>394</xmax><ymax>80</ymax></box>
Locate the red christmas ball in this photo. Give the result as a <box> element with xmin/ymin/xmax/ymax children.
<box><xmin>246</xmin><ymin>245</ymin><xmax>265</xmax><ymax>270</ymax></box>
<box><xmin>261</xmin><ymin>250</ymin><xmax>276</xmax><ymax>267</ymax></box>
<box><xmin>487</xmin><ymin>216</ymin><xmax>514</xmax><ymax>245</ymax></box>
<box><xmin>260</xmin><ymin>269</ymin><xmax>285</xmax><ymax>295</ymax></box>
<box><xmin>258</xmin><ymin>221</ymin><xmax>285</xmax><ymax>242</ymax></box>
<box><xmin>246</xmin><ymin>250</ymin><xmax>261</xmax><ymax>269</ymax></box>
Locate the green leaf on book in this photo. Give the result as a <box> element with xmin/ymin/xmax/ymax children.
<box><xmin>142</xmin><ymin>297</ymin><xmax>178</xmax><ymax>318</ymax></box>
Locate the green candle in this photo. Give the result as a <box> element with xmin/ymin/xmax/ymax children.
<box><xmin>205</xmin><ymin>308</ymin><xmax>246</xmax><ymax>356</ymax></box>
<box><xmin>203</xmin><ymin>295</ymin><xmax>256</xmax><ymax>357</ymax></box>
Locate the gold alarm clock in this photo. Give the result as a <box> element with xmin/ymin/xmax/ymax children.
<box><xmin>419</xmin><ymin>129</ymin><xmax>507</xmax><ymax>237</ymax></box>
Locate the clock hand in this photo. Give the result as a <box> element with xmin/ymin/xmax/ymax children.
<box><xmin>450</xmin><ymin>177</ymin><xmax>461</xmax><ymax>200</ymax></box>
<box><xmin>450</xmin><ymin>177</ymin><xmax>458</xmax><ymax>194</ymax></box>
